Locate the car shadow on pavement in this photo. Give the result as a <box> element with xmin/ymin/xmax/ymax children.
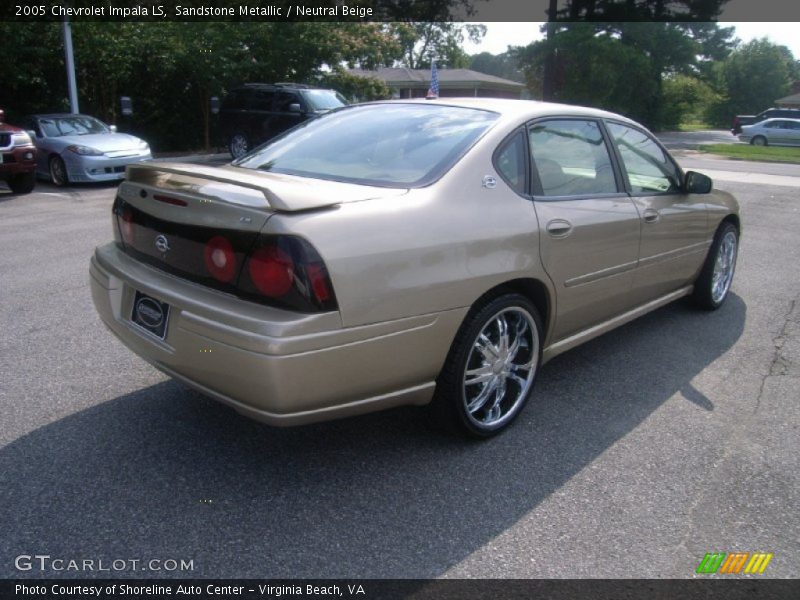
<box><xmin>0</xmin><ymin>294</ymin><xmax>745</xmax><ymax>579</ymax></box>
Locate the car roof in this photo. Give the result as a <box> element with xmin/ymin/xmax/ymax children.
<box><xmin>366</xmin><ymin>98</ymin><xmax>643</xmax><ymax>127</ymax></box>
<box><xmin>757</xmin><ymin>117</ymin><xmax>800</xmax><ymax>123</ymax></box>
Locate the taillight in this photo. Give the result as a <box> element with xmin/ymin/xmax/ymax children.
<box><xmin>248</xmin><ymin>245</ymin><xmax>294</xmax><ymax>297</ymax></box>
<box><xmin>120</xmin><ymin>207</ymin><xmax>135</xmax><ymax>245</ymax></box>
<box><xmin>203</xmin><ymin>235</ymin><xmax>237</xmax><ymax>283</ymax></box>
<box><xmin>240</xmin><ymin>236</ymin><xmax>337</xmax><ymax>312</ymax></box>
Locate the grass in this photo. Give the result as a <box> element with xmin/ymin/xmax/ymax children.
<box><xmin>677</xmin><ymin>121</ymin><xmax>714</xmax><ymax>132</ymax></box>
<box><xmin>697</xmin><ymin>143</ymin><xmax>800</xmax><ymax>164</ymax></box>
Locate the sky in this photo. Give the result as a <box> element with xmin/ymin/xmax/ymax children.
<box><xmin>462</xmin><ymin>22</ymin><xmax>800</xmax><ymax>59</ymax></box>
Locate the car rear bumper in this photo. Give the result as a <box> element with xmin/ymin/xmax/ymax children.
<box><xmin>90</xmin><ymin>243</ymin><xmax>465</xmax><ymax>426</ymax></box>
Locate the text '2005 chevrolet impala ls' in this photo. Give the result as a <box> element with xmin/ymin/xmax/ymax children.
<box><xmin>90</xmin><ymin>99</ymin><xmax>740</xmax><ymax>437</ymax></box>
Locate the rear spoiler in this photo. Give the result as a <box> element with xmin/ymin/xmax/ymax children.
<box><xmin>127</xmin><ymin>161</ymin><xmax>409</xmax><ymax>212</ymax></box>
<box><xmin>126</xmin><ymin>162</ymin><xmax>335</xmax><ymax>212</ymax></box>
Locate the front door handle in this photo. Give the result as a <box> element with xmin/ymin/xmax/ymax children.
<box><xmin>546</xmin><ymin>219</ymin><xmax>573</xmax><ymax>237</ymax></box>
<box><xmin>642</xmin><ymin>208</ymin><xmax>660</xmax><ymax>223</ymax></box>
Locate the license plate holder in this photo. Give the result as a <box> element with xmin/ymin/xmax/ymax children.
<box><xmin>130</xmin><ymin>290</ymin><xmax>170</xmax><ymax>340</ymax></box>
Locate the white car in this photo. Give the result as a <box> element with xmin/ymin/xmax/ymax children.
<box><xmin>738</xmin><ymin>118</ymin><xmax>800</xmax><ymax>146</ymax></box>
<box><xmin>20</xmin><ymin>113</ymin><xmax>152</xmax><ymax>185</ymax></box>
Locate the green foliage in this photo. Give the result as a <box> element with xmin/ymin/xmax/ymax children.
<box><xmin>707</xmin><ymin>38</ymin><xmax>795</xmax><ymax>127</ymax></box>
<box><xmin>0</xmin><ymin>22</ymin><xmax>401</xmax><ymax>152</ymax></box>
<box><xmin>389</xmin><ymin>22</ymin><xmax>485</xmax><ymax>69</ymax></box>
<box><xmin>319</xmin><ymin>70</ymin><xmax>392</xmax><ymax>103</ymax></box>
<box><xmin>469</xmin><ymin>51</ymin><xmax>524</xmax><ymax>83</ymax></box>
<box><xmin>661</xmin><ymin>74</ymin><xmax>720</xmax><ymax>130</ymax></box>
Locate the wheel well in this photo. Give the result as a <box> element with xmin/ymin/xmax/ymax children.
<box><xmin>474</xmin><ymin>278</ymin><xmax>552</xmax><ymax>337</ymax></box>
<box><xmin>721</xmin><ymin>214</ymin><xmax>740</xmax><ymax>234</ymax></box>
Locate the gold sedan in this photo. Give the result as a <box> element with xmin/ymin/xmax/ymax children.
<box><xmin>90</xmin><ymin>99</ymin><xmax>740</xmax><ymax>437</ymax></box>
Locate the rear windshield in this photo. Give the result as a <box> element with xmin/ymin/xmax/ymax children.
<box><xmin>234</xmin><ymin>103</ymin><xmax>499</xmax><ymax>188</ymax></box>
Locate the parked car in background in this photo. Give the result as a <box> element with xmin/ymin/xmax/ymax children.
<box><xmin>19</xmin><ymin>113</ymin><xmax>151</xmax><ymax>186</ymax></box>
<box><xmin>219</xmin><ymin>83</ymin><xmax>347</xmax><ymax>159</ymax></box>
<box><xmin>91</xmin><ymin>99</ymin><xmax>740</xmax><ymax>438</ymax></box>
<box><xmin>738</xmin><ymin>118</ymin><xmax>800</xmax><ymax>146</ymax></box>
<box><xmin>0</xmin><ymin>109</ymin><xmax>37</xmax><ymax>194</ymax></box>
<box><xmin>731</xmin><ymin>107</ymin><xmax>800</xmax><ymax>135</ymax></box>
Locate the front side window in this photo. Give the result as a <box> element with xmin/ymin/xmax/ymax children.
<box><xmin>528</xmin><ymin>119</ymin><xmax>618</xmax><ymax>197</ymax></box>
<box><xmin>235</xmin><ymin>104</ymin><xmax>498</xmax><ymax>188</ymax></box>
<box><xmin>302</xmin><ymin>89</ymin><xmax>347</xmax><ymax>111</ymax></box>
<box><xmin>606</xmin><ymin>122</ymin><xmax>681</xmax><ymax>194</ymax></box>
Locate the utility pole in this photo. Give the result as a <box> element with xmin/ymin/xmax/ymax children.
<box><xmin>542</xmin><ymin>0</ymin><xmax>559</xmax><ymax>101</ymax></box>
<box><xmin>62</xmin><ymin>17</ymin><xmax>79</xmax><ymax>113</ymax></box>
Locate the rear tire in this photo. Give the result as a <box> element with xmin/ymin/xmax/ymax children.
<box><xmin>431</xmin><ymin>293</ymin><xmax>543</xmax><ymax>438</ymax></box>
<box><xmin>49</xmin><ymin>156</ymin><xmax>68</xmax><ymax>186</ymax></box>
<box><xmin>7</xmin><ymin>171</ymin><xmax>35</xmax><ymax>194</ymax></box>
<box><xmin>692</xmin><ymin>222</ymin><xmax>739</xmax><ymax>310</ymax></box>
<box><xmin>751</xmin><ymin>136</ymin><xmax>767</xmax><ymax>146</ymax></box>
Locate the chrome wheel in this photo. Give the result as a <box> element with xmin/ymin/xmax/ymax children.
<box><xmin>49</xmin><ymin>156</ymin><xmax>67</xmax><ymax>186</ymax></box>
<box><xmin>229</xmin><ymin>134</ymin><xmax>249</xmax><ymax>159</ymax></box>
<box><xmin>711</xmin><ymin>230</ymin><xmax>737</xmax><ymax>304</ymax></box>
<box><xmin>462</xmin><ymin>307</ymin><xmax>539</xmax><ymax>428</ymax></box>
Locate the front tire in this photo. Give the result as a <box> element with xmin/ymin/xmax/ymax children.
<box><xmin>751</xmin><ymin>136</ymin><xmax>767</xmax><ymax>146</ymax></box>
<box><xmin>692</xmin><ymin>222</ymin><xmax>739</xmax><ymax>310</ymax></box>
<box><xmin>229</xmin><ymin>133</ymin><xmax>250</xmax><ymax>159</ymax></box>
<box><xmin>49</xmin><ymin>156</ymin><xmax>68</xmax><ymax>186</ymax></box>
<box><xmin>432</xmin><ymin>293</ymin><xmax>543</xmax><ymax>438</ymax></box>
<box><xmin>7</xmin><ymin>171</ymin><xmax>35</xmax><ymax>194</ymax></box>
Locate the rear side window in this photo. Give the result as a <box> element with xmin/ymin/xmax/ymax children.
<box><xmin>494</xmin><ymin>131</ymin><xmax>527</xmax><ymax>194</ymax></box>
<box><xmin>529</xmin><ymin>119</ymin><xmax>618</xmax><ymax>197</ymax></box>
<box><xmin>606</xmin><ymin>122</ymin><xmax>681</xmax><ymax>194</ymax></box>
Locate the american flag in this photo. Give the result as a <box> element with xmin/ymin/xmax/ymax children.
<box><xmin>426</xmin><ymin>61</ymin><xmax>439</xmax><ymax>99</ymax></box>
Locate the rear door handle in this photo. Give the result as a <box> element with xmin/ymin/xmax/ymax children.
<box><xmin>642</xmin><ymin>208</ymin><xmax>660</xmax><ymax>223</ymax></box>
<box><xmin>546</xmin><ymin>219</ymin><xmax>573</xmax><ymax>237</ymax></box>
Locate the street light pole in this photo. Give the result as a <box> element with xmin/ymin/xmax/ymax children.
<box><xmin>62</xmin><ymin>17</ymin><xmax>79</xmax><ymax>113</ymax></box>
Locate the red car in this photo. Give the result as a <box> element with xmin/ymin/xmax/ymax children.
<box><xmin>0</xmin><ymin>109</ymin><xmax>37</xmax><ymax>194</ymax></box>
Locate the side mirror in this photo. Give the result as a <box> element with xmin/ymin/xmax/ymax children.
<box><xmin>109</xmin><ymin>124</ymin><xmax>118</xmax><ymax>133</ymax></box>
<box><xmin>288</xmin><ymin>103</ymin><xmax>303</xmax><ymax>114</ymax></box>
<box><xmin>684</xmin><ymin>170</ymin><xmax>712</xmax><ymax>194</ymax></box>
<box><xmin>27</xmin><ymin>129</ymin><xmax>38</xmax><ymax>139</ymax></box>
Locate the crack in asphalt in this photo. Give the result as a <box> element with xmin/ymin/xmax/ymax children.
<box><xmin>755</xmin><ymin>296</ymin><xmax>798</xmax><ymax>414</ymax></box>
<box><xmin>670</xmin><ymin>294</ymin><xmax>799</xmax><ymax>575</ymax></box>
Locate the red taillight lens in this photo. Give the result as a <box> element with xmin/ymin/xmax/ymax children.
<box><xmin>203</xmin><ymin>235</ymin><xmax>237</xmax><ymax>283</ymax></box>
<box><xmin>306</xmin><ymin>263</ymin><xmax>331</xmax><ymax>303</ymax></box>
<box><xmin>248</xmin><ymin>245</ymin><xmax>294</xmax><ymax>297</ymax></box>
<box><xmin>120</xmin><ymin>207</ymin><xmax>135</xmax><ymax>244</ymax></box>
<box><xmin>239</xmin><ymin>236</ymin><xmax>337</xmax><ymax>312</ymax></box>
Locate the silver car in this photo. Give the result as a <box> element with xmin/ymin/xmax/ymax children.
<box><xmin>90</xmin><ymin>99</ymin><xmax>740</xmax><ymax>437</ymax></box>
<box><xmin>738</xmin><ymin>118</ymin><xmax>800</xmax><ymax>146</ymax></box>
<box><xmin>21</xmin><ymin>113</ymin><xmax>151</xmax><ymax>185</ymax></box>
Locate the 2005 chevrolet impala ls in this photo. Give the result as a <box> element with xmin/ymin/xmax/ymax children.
<box><xmin>90</xmin><ymin>99</ymin><xmax>740</xmax><ymax>437</ymax></box>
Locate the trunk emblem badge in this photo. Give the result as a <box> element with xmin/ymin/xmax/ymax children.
<box><xmin>155</xmin><ymin>235</ymin><xmax>170</xmax><ymax>253</ymax></box>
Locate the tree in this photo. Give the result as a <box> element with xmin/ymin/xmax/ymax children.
<box><xmin>526</xmin><ymin>1</ymin><xmax>735</xmax><ymax>128</ymax></box>
<box><xmin>469</xmin><ymin>51</ymin><xmax>524</xmax><ymax>83</ymax></box>
<box><xmin>707</xmin><ymin>38</ymin><xmax>795</xmax><ymax>126</ymax></box>
<box><xmin>389</xmin><ymin>23</ymin><xmax>486</xmax><ymax>69</ymax></box>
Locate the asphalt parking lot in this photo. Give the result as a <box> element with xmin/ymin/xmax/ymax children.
<box><xmin>0</xmin><ymin>155</ymin><xmax>798</xmax><ymax>579</ymax></box>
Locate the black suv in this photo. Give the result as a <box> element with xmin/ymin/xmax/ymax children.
<box><xmin>732</xmin><ymin>107</ymin><xmax>800</xmax><ymax>135</ymax></box>
<box><xmin>219</xmin><ymin>83</ymin><xmax>347</xmax><ymax>158</ymax></box>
